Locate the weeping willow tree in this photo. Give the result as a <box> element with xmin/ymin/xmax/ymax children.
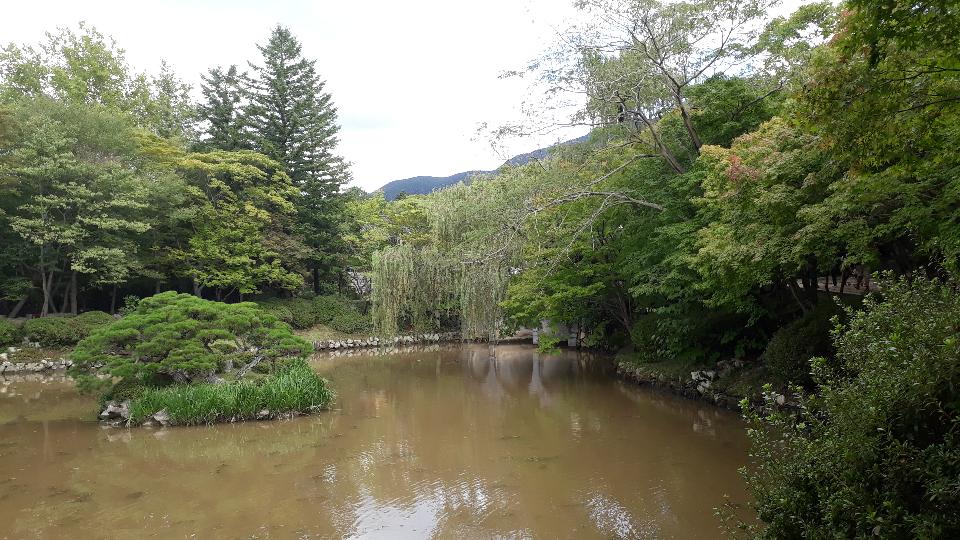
<box><xmin>370</xmin><ymin>132</ymin><xmax>656</xmax><ymax>339</ymax></box>
<box><xmin>370</xmin><ymin>246</ymin><xmax>512</xmax><ymax>339</ymax></box>
<box><xmin>370</xmin><ymin>170</ymin><xmax>531</xmax><ymax>339</ymax></box>
<box><xmin>370</xmin><ymin>246</ymin><xmax>459</xmax><ymax>336</ymax></box>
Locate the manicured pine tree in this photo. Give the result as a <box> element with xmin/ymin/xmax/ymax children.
<box><xmin>244</xmin><ymin>26</ymin><xmax>351</xmax><ymax>293</ymax></box>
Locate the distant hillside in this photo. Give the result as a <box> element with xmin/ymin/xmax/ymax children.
<box><xmin>379</xmin><ymin>171</ymin><xmax>487</xmax><ymax>202</ymax></box>
<box><xmin>374</xmin><ymin>135</ymin><xmax>589</xmax><ymax>201</ymax></box>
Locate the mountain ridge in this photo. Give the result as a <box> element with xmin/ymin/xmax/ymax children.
<box><xmin>373</xmin><ymin>135</ymin><xmax>589</xmax><ymax>201</ymax></box>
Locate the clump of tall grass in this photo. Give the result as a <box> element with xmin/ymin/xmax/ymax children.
<box><xmin>127</xmin><ymin>360</ymin><xmax>333</xmax><ymax>426</ymax></box>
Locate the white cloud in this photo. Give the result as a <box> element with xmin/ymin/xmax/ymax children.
<box><xmin>2</xmin><ymin>0</ymin><xmax>584</xmax><ymax>191</ymax></box>
<box><xmin>2</xmin><ymin>0</ymin><xmax>810</xmax><ymax>191</ymax></box>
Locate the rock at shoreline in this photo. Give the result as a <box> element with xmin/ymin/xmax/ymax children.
<box><xmin>0</xmin><ymin>357</ymin><xmax>73</xmax><ymax>373</ymax></box>
<box><xmin>100</xmin><ymin>400</ymin><xmax>131</xmax><ymax>422</ymax></box>
<box><xmin>153</xmin><ymin>409</ymin><xmax>170</xmax><ymax>427</ymax></box>
<box><xmin>311</xmin><ymin>332</ymin><xmax>461</xmax><ymax>352</ymax></box>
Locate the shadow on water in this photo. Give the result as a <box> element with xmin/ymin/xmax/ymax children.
<box><xmin>0</xmin><ymin>343</ymin><xmax>751</xmax><ymax>539</ymax></box>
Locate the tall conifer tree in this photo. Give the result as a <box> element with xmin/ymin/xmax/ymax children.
<box><xmin>197</xmin><ymin>65</ymin><xmax>245</xmax><ymax>151</ymax></box>
<box><xmin>244</xmin><ymin>26</ymin><xmax>351</xmax><ymax>293</ymax></box>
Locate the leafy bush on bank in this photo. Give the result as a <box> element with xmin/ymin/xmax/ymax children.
<box><xmin>127</xmin><ymin>359</ymin><xmax>333</xmax><ymax>425</ymax></box>
<box><xmin>22</xmin><ymin>311</ymin><xmax>114</xmax><ymax>347</ymax></box>
<box><xmin>0</xmin><ymin>318</ymin><xmax>22</xmax><ymax>347</ymax></box>
<box><xmin>71</xmin><ymin>292</ymin><xmax>330</xmax><ymax>425</ymax></box>
<box><xmin>744</xmin><ymin>277</ymin><xmax>960</xmax><ymax>538</ymax></box>
<box><xmin>762</xmin><ymin>302</ymin><xmax>839</xmax><ymax>387</ymax></box>
<box><xmin>257</xmin><ymin>295</ymin><xmax>371</xmax><ymax>334</ymax></box>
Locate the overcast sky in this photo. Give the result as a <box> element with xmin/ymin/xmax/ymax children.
<box><xmin>2</xmin><ymin>0</ymin><xmax>587</xmax><ymax>191</ymax></box>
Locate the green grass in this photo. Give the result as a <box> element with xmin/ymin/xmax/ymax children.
<box><xmin>295</xmin><ymin>323</ymin><xmax>367</xmax><ymax>342</ymax></box>
<box><xmin>618</xmin><ymin>352</ymin><xmax>706</xmax><ymax>380</ymax></box>
<box><xmin>127</xmin><ymin>360</ymin><xmax>333</xmax><ymax>426</ymax></box>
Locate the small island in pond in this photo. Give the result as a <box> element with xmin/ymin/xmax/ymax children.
<box><xmin>71</xmin><ymin>292</ymin><xmax>331</xmax><ymax>426</ymax></box>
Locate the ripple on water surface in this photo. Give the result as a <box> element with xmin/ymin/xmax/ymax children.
<box><xmin>0</xmin><ymin>344</ymin><xmax>752</xmax><ymax>539</ymax></box>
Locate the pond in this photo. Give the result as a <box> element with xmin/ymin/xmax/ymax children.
<box><xmin>0</xmin><ymin>344</ymin><xmax>751</xmax><ymax>539</ymax></box>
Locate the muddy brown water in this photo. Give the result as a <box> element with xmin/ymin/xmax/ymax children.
<box><xmin>0</xmin><ymin>344</ymin><xmax>751</xmax><ymax>539</ymax></box>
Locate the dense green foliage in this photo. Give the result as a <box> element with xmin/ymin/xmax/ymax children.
<box><xmin>368</xmin><ymin>0</ymin><xmax>959</xmax><ymax>363</ymax></box>
<box><xmin>256</xmin><ymin>294</ymin><xmax>371</xmax><ymax>334</ymax></box>
<box><xmin>0</xmin><ymin>318</ymin><xmax>21</xmax><ymax>346</ymax></box>
<box><xmin>0</xmin><ymin>24</ymin><xmax>355</xmax><ymax>317</ymax></box>
<box><xmin>127</xmin><ymin>359</ymin><xmax>332</xmax><ymax>426</ymax></box>
<box><xmin>761</xmin><ymin>303</ymin><xmax>838</xmax><ymax>387</ymax></box>
<box><xmin>353</xmin><ymin>3</ymin><xmax>960</xmax><ymax>534</ymax></box>
<box><xmin>72</xmin><ymin>292</ymin><xmax>311</xmax><ymax>384</ymax></box>
<box><xmin>743</xmin><ymin>278</ymin><xmax>960</xmax><ymax>538</ymax></box>
<box><xmin>22</xmin><ymin>311</ymin><xmax>113</xmax><ymax>347</ymax></box>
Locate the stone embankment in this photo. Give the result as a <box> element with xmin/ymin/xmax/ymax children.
<box><xmin>616</xmin><ymin>358</ymin><xmax>795</xmax><ymax>412</ymax></box>
<box><xmin>617</xmin><ymin>359</ymin><xmax>747</xmax><ymax>410</ymax></box>
<box><xmin>0</xmin><ymin>345</ymin><xmax>73</xmax><ymax>374</ymax></box>
<box><xmin>311</xmin><ymin>332</ymin><xmax>459</xmax><ymax>351</ymax></box>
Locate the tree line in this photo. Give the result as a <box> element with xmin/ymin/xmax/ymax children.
<box><xmin>368</xmin><ymin>0</ymin><xmax>958</xmax><ymax>365</ymax></box>
<box><xmin>359</xmin><ymin>1</ymin><xmax>960</xmax><ymax>534</ymax></box>
<box><xmin>0</xmin><ymin>24</ymin><xmax>354</xmax><ymax>317</ymax></box>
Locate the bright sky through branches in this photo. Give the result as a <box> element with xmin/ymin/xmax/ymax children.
<box><xmin>3</xmin><ymin>0</ymin><xmax>589</xmax><ymax>191</ymax></box>
<box><xmin>3</xmin><ymin>0</ymin><xmax>807</xmax><ymax>191</ymax></box>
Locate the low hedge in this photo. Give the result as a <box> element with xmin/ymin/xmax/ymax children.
<box><xmin>0</xmin><ymin>318</ymin><xmax>22</xmax><ymax>347</ymax></box>
<box><xmin>23</xmin><ymin>311</ymin><xmax>114</xmax><ymax>347</ymax></box>
<box><xmin>762</xmin><ymin>302</ymin><xmax>839</xmax><ymax>386</ymax></box>
<box><xmin>257</xmin><ymin>295</ymin><xmax>371</xmax><ymax>333</ymax></box>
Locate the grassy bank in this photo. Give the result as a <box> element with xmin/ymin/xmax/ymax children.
<box><xmin>295</xmin><ymin>324</ymin><xmax>367</xmax><ymax>342</ymax></box>
<box><xmin>123</xmin><ymin>360</ymin><xmax>333</xmax><ymax>426</ymax></box>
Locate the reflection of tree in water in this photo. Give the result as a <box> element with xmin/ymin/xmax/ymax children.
<box><xmin>460</xmin><ymin>345</ymin><xmax>604</xmax><ymax>410</ymax></box>
<box><xmin>0</xmin><ymin>344</ymin><xmax>751</xmax><ymax>538</ymax></box>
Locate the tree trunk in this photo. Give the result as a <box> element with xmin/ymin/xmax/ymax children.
<box><xmin>787</xmin><ymin>279</ymin><xmax>810</xmax><ymax>315</ymax></box>
<box><xmin>8</xmin><ymin>294</ymin><xmax>29</xmax><ymax>319</ymax></box>
<box><xmin>59</xmin><ymin>283</ymin><xmax>70</xmax><ymax>314</ymax></box>
<box><xmin>109</xmin><ymin>284</ymin><xmax>118</xmax><ymax>314</ymax></box>
<box><xmin>636</xmin><ymin>114</ymin><xmax>686</xmax><ymax>174</ymax></box>
<box><xmin>672</xmin><ymin>89</ymin><xmax>702</xmax><ymax>151</ymax></box>
<box><xmin>313</xmin><ymin>267</ymin><xmax>320</xmax><ymax>294</ymax></box>
<box><xmin>40</xmin><ymin>268</ymin><xmax>53</xmax><ymax>317</ymax></box>
<box><xmin>69</xmin><ymin>271</ymin><xmax>78</xmax><ymax>315</ymax></box>
<box><xmin>237</xmin><ymin>355</ymin><xmax>265</xmax><ymax>378</ymax></box>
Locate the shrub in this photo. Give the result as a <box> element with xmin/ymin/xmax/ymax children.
<box><xmin>287</xmin><ymin>297</ymin><xmax>320</xmax><ymax>329</ymax></box>
<box><xmin>127</xmin><ymin>359</ymin><xmax>333</xmax><ymax>425</ymax></box>
<box><xmin>74</xmin><ymin>310</ymin><xmax>114</xmax><ymax>331</ymax></box>
<box><xmin>744</xmin><ymin>277</ymin><xmax>960</xmax><ymax>538</ymax></box>
<box><xmin>315</xmin><ymin>296</ymin><xmax>371</xmax><ymax>334</ymax></box>
<box><xmin>72</xmin><ymin>292</ymin><xmax>311</xmax><ymax>385</ymax></box>
<box><xmin>257</xmin><ymin>300</ymin><xmax>294</xmax><ymax>326</ymax></box>
<box><xmin>24</xmin><ymin>316</ymin><xmax>79</xmax><ymax>347</ymax></box>
<box><xmin>118</xmin><ymin>295</ymin><xmax>141</xmax><ymax>316</ymax></box>
<box><xmin>536</xmin><ymin>332</ymin><xmax>563</xmax><ymax>354</ymax></box>
<box><xmin>23</xmin><ymin>311</ymin><xmax>114</xmax><ymax>347</ymax></box>
<box><xmin>0</xmin><ymin>318</ymin><xmax>22</xmax><ymax>347</ymax></box>
<box><xmin>630</xmin><ymin>313</ymin><xmax>665</xmax><ymax>359</ymax></box>
<box><xmin>762</xmin><ymin>302</ymin><xmax>839</xmax><ymax>386</ymax></box>
<box><xmin>255</xmin><ymin>295</ymin><xmax>371</xmax><ymax>333</ymax></box>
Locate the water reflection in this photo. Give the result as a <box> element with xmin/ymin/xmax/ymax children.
<box><xmin>0</xmin><ymin>344</ymin><xmax>750</xmax><ymax>539</ymax></box>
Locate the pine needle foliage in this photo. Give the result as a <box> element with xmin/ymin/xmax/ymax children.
<box><xmin>71</xmin><ymin>292</ymin><xmax>311</xmax><ymax>385</ymax></box>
